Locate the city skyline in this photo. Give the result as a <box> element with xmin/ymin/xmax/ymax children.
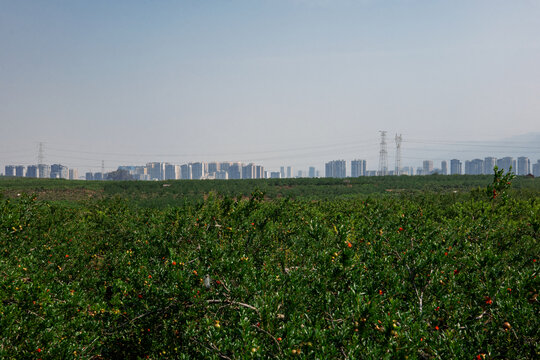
<box><xmin>2</xmin><ymin>131</ymin><xmax>540</xmax><ymax>176</ymax></box>
<box><xmin>4</xmin><ymin>153</ymin><xmax>540</xmax><ymax>179</ymax></box>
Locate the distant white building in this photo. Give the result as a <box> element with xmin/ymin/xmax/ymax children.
<box><xmin>325</xmin><ymin>160</ymin><xmax>346</xmax><ymax>178</ymax></box>
<box><xmin>465</xmin><ymin>159</ymin><xmax>483</xmax><ymax>175</ymax></box>
<box><xmin>423</xmin><ymin>160</ymin><xmax>434</xmax><ymax>175</ymax></box>
<box><xmin>450</xmin><ymin>159</ymin><xmax>462</xmax><ymax>175</ymax></box>
<box><xmin>483</xmin><ymin>157</ymin><xmax>497</xmax><ymax>175</ymax></box>
<box><xmin>26</xmin><ymin>165</ymin><xmax>39</xmax><ymax>178</ymax></box>
<box><xmin>51</xmin><ymin>164</ymin><xmax>69</xmax><ymax>179</ymax></box>
<box><xmin>38</xmin><ymin>164</ymin><xmax>51</xmax><ymax>178</ymax></box>
<box><xmin>441</xmin><ymin>161</ymin><xmax>448</xmax><ymax>175</ymax></box>
<box><xmin>180</xmin><ymin>164</ymin><xmax>192</xmax><ymax>180</ymax></box>
<box><xmin>15</xmin><ymin>165</ymin><xmax>25</xmax><ymax>177</ymax></box>
<box><xmin>351</xmin><ymin>159</ymin><xmax>367</xmax><ymax>177</ymax></box>
<box><xmin>517</xmin><ymin>157</ymin><xmax>530</xmax><ymax>175</ymax></box>
<box><xmin>69</xmin><ymin>169</ymin><xmax>79</xmax><ymax>180</ymax></box>
<box><xmin>286</xmin><ymin>166</ymin><xmax>293</xmax><ymax>179</ymax></box>
<box><xmin>5</xmin><ymin>165</ymin><xmax>15</xmax><ymax>177</ymax></box>
<box><xmin>164</xmin><ymin>164</ymin><xmax>180</xmax><ymax>180</ymax></box>
<box><xmin>496</xmin><ymin>157</ymin><xmax>514</xmax><ymax>173</ymax></box>
<box><xmin>191</xmin><ymin>162</ymin><xmax>205</xmax><ymax>180</ymax></box>
<box><xmin>215</xmin><ymin>170</ymin><xmax>228</xmax><ymax>180</ymax></box>
<box><xmin>532</xmin><ymin>160</ymin><xmax>540</xmax><ymax>177</ymax></box>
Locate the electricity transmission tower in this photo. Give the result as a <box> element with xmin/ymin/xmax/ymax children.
<box><xmin>395</xmin><ymin>134</ymin><xmax>402</xmax><ymax>175</ymax></box>
<box><xmin>378</xmin><ymin>131</ymin><xmax>388</xmax><ymax>176</ymax></box>
<box><xmin>38</xmin><ymin>142</ymin><xmax>44</xmax><ymax>165</ymax></box>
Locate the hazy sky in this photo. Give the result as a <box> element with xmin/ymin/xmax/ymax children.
<box><xmin>1</xmin><ymin>0</ymin><xmax>539</xmax><ymax>174</ymax></box>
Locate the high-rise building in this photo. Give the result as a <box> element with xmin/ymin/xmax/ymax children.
<box><xmin>286</xmin><ymin>166</ymin><xmax>293</xmax><ymax>179</ymax></box>
<box><xmin>325</xmin><ymin>160</ymin><xmax>346</xmax><ymax>178</ymax></box>
<box><xmin>180</xmin><ymin>164</ymin><xmax>192</xmax><ymax>180</ymax></box>
<box><xmin>422</xmin><ymin>160</ymin><xmax>434</xmax><ymax>175</ymax></box>
<box><xmin>207</xmin><ymin>162</ymin><xmax>220</xmax><ymax>176</ymax></box>
<box><xmin>497</xmin><ymin>157</ymin><xmax>514</xmax><ymax>173</ymax></box>
<box><xmin>191</xmin><ymin>162</ymin><xmax>205</xmax><ymax>180</ymax></box>
<box><xmin>351</xmin><ymin>159</ymin><xmax>366</xmax><ymax>177</ymax></box>
<box><xmin>517</xmin><ymin>157</ymin><xmax>530</xmax><ymax>175</ymax></box>
<box><xmin>15</xmin><ymin>165</ymin><xmax>25</xmax><ymax>177</ymax></box>
<box><xmin>220</xmin><ymin>162</ymin><xmax>232</xmax><ymax>173</ymax></box>
<box><xmin>26</xmin><ymin>165</ymin><xmax>38</xmax><ymax>178</ymax></box>
<box><xmin>164</xmin><ymin>164</ymin><xmax>180</xmax><ymax>180</ymax></box>
<box><xmin>483</xmin><ymin>157</ymin><xmax>497</xmax><ymax>175</ymax></box>
<box><xmin>69</xmin><ymin>169</ymin><xmax>78</xmax><ymax>180</ymax></box>
<box><xmin>5</xmin><ymin>165</ymin><xmax>15</xmax><ymax>177</ymax></box>
<box><xmin>280</xmin><ymin>166</ymin><xmax>285</xmax><ymax>179</ymax></box>
<box><xmin>270</xmin><ymin>171</ymin><xmax>281</xmax><ymax>179</ymax></box>
<box><xmin>465</xmin><ymin>159</ymin><xmax>483</xmax><ymax>175</ymax></box>
<box><xmin>255</xmin><ymin>165</ymin><xmax>264</xmax><ymax>179</ymax></box>
<box><xmin>38</xmin><ymin>164</ymin><xmax>50</xmax><ymax>178</ymax></box>
<box><xmin>308</xmin><ymin>167</ymin><xmax>316</xmax><ymax>178</ymax></box>
<box><xmin>532</xmin><ymin>160</ymin><xmax>540</xmax><ymax>177</ymax></box>
<box><xmin>228</xmin><ymin>162</ymin><xmax>242</xmax><ymax>179</ymax></box>
<box><xmin>450</xmin><ymin>159</ymin><xmax>462</xmax><ymax>175</ymax></box>
<box><xmin>146</xmin><ymin>162</ymin><xmax>163</xmax><ymax>180</ymax></box>
<box><xmin>51</xmin><ymin>164</ymin><xmax>69</xmax><ymax>179</ymax></box>
<box><xmin>215</xmin><ymin>170</ymin><xmax>228</xmax><ymax>180</ymax></box>
<box><xmin>242</xmin><ymin>163</ymin><xmax>256</xmax><ymax>179</ymax></box>
<box><xmin>127</xmin><ymin>166</ymin><xmax>148</xmax><ymax>180</ymax></box>
<box><xmin>441</xmin><ymin>161</ymin><xmax>448</xmax><ymax>175</ymax></box>
<box><xmin>402</xmin><ymin>166</ymin><xmax>414</xmax><ymax>176</ymax></box>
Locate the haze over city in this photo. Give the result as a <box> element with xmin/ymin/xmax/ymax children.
<box><xmin>1</xmin><ymin>0</ymin><xmax>540</xmax><ymax>174</ymax></box>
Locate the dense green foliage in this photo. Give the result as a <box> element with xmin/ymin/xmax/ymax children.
<box><xmin>1</xmin><ymin>175</ymin><xmax>539</xmax><ymax>208</ymax></box>
<box><xmin>0</xmin><ymin>176</ymin><xmax>538</xmax><ymax>359</ymax></box>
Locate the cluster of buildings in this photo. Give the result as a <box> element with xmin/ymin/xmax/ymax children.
<box><xmin>419</xmin><ymin>156</ymin><xmax>536</xmax><ymax>176</ymax></box>
<box><xmin>3</xmin><ymin>164</ymin><xmax>78</xmax><ymax>180</ymax></box>
<box><xmin>3</xmin><ymin>156</ymin><xmax>539</xmax><ymax>181</ymax></box>
<box><xmin>272</xmin><ymin>166</ymin><xmax>321</xmax><ymax>179</ymax></box>
<box><xmin>110</xmin><ymin>162</ymin><xmax>267</xmax><ymax>181</ymax></box>
<box><xmin>325</xmin><ymin>160</ymin><xmax>367</xmax><ymax>177</ymax></box>
<box><xmin>324</xmin><ymin>156</ymin><xmax>539</xmax><ymax>178</ymax></box>
<box><xmin>108</xmin><ymin>162</ymin><xmax>322</xmax><ymax>181</ymax></box>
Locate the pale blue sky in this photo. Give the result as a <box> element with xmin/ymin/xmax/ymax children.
<box><xmin>1</xmin><ymin>0</ymin><xmax>539</xmax><ymax>173</ymax></box>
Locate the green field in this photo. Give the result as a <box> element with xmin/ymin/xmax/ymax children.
<box><xmin>1</xmin><ymin>174</ymin><xmax>539</xmax><ymax>207</ymax></box>
<box><xmin>1</xmin><ymin>174</ymin><xmax>538</xmax><ymax>359</ymax></box>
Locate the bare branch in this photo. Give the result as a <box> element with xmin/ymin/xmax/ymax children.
<box><xmin>209</xmin><ymin>342</ymin><xmax>233</xmax><ymax>360</ymax></box>
<box><xmin>207</xmin><ymin>299</ymin><xmax>261</xmax><ymax>318</ymax></box>
<box><xmin>251</xmin><ymin>325</ymin><xmax>283</xmax><ymax>356</ymax></box>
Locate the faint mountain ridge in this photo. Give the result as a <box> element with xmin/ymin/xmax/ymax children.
<box><xmin>498</xmin><ymin>132</ymin><xmax>540</xmax><ymax>144</ymax></box>
<box><xmin>465</xmin><ymin>132</ymin><xmax>540</xmax><ymax>161</ymax></box>
<box><xmin>407</xmin><ymin>132</ymin><xmax>540</xmax><ymax>165</ymax></box>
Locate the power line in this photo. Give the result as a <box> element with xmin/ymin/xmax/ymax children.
<box><xmin>404</xmin><ymin>139</ymin><xmax>540</xmax><ymax>150</ymax></box>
